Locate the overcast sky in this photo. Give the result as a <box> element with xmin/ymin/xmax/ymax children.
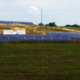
<box><xmin>0</xmin><ymin>0</ymin><xmax>80</xmax><ymax>26</ymax></box>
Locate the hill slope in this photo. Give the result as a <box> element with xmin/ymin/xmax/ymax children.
<box><xmin>0</xmin><ymin>23</ymin><xmax>80</xmax><ymax>34</ymax></box>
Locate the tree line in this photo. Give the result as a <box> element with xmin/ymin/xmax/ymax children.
<box><xmin>65</xmin><ymin>24</ymin><xmax>80</xmax><ymax>27</ymax></box>
<box><xmin>39</xmin><ymin>22</ymin><xmax>80</xmax><ymax>27</ymax></box>
<box><xmin>39</xmin><ymin>22</ymin><xmax>57</xmax><ymax>27</ymax></box>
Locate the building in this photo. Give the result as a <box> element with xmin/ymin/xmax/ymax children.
<box><xmin>3</xmin><ymin>30</ymin><xmax>26</xmax><ymax>35</ymax></box>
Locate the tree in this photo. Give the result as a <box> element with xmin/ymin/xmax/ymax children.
<box><xmin>52</xmin><ymin>22</ymin><xmax>57</xmax><ymax>26</ymax></box>
<box><xmin>71</xmin><ymin>24</ymin><xmax>79</xmax><ymax>27</ymax></box>
<box><xmin>49</xmin><ymin>22</ymin><xmax>52</xmax><ymax>26</ymax></box>
<box><xmin>65</xmin><ymin>24</ymin><xmax>71</xmax><ymax>27</ymax></box>
<box><xmin>38</xmin><ymin>22</ymin><xmax>44</xmax><ymax>26</ymax></box>
<box><xmin>45</xmin><ymin>24</ymin><xmax>49</xmax><ymax>26</ymax></box>
<box><xmin>49</xmin><ymin>22</ymin><xmax>57</xmax><ymax>27</ymax></box>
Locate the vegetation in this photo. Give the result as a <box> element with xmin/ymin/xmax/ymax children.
<box><xmin>38</xmin><ymin>22</ymin><xmax>44</xmax><ymax>26</ymax></box>
<box><xmin>0</xmin><ymin>42</ymin><xmax>80</xmax><ymax>80</ymax></box>
<box><xmin>45</xmin><ymin>22</ymin><xmax>57</xmax><ymax>27</ymax></box>
<box><xmin>0</xmin><ymin>23</ymin><xmax>71</xmax><ymax>34</ymax></box>
<box><xmin>0</xmin><ymin>22</ymin><xmax>80</xmax><ymax>80</ymax></box>
<box><xmin>65</xmin><ymin>24</ymin><xmax>80</xmax><ymax>27</ymax></box>
<box><xmin>0</xmin><ymin>23</ymin><xmax>80</xmax><ymax>35</ymax></box>
<box><xmin>64</xmin><ymin>27</ymin><xmax>80</xmax><ymax>30</ymax></box>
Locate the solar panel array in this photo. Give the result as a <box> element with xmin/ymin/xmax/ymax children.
<box><xmin>0</xmin><ymin>21</ymin><xmax>33</xmax><ymax>24</ymax></box>
<box><xmin>0</xmin><ymin>34</ymin><xmax>70</xmax><ymax>42</ymax></box>
<box><xmin>46</xmin><ymin>31</ymin><xmax>80</xmax><ymax>39</ymax></box>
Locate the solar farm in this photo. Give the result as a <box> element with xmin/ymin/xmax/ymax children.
<box><xmin>0</xmin><ymin>34</ymin><xmax>70</xmax><ymax>42</ymax></box>
<box><xmin>0</xmin><ymin>31</ymin><xmax>80</xmax><ymax>42</ymax></box>
<box><xmin>0</xmin><ymin>23</ymin><xmax>80</xmax><ymax>80</ymax></box>
<box><xmin>46</xmin><ymin>31</ymin><xmax>80</xmax><ymax>39</ymax></box>
<box><xmin>0</xmin><ymin>21</ymin><xmax>33</xmax><ymax>24</ymax></box>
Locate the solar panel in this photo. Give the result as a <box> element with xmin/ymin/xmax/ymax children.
<box><xmin>43</xmin><ymin>35</ymin><xmax>52</xmax><ymax>40</ymax></box>
<box><xmin>0</xmin><ymin>21</ymin><xmax>33</xmax><ymax>24</ymax></box>
<box><xmin>26</xmin><ymin>36</ymin><xmax>34</xmax><ymax>40</ymax></box>
<box><xmin>30</xmin><ymin>22</ymin><xmax>33</xmax><ymax>24</ymax></box>
<box><xmin>5</xmin><ymin>35</ymin><xmax>15</xmax><ymax>37</ymax></box>
<box><xmin>18</xmin><ymin>22</ymin><xmax>21</xmax><ymax>23</ymax></box>
<box><xmin>0</xmin><ymin>37</ymin><xmax>9</xmax><ymax>41</ymax></box>
<box><xmin>21</xmin><ymin>22</ymin><xmax>25</xmax><ymax>24</ymax></box>
<box><xmin>75</xmin><ymin>35</ymin><xmax>79</xmax><ymax>38</ymax></box>
<box><xmin>34</xmin><ymin>35</ymin><xmax>43</xmax><ymax>40</ymax></box>
<box><xmin>10</xmin><ymin>21</ymin><xmax>13</xmax><ymax>23</ymax></box>
<box><xmin>6</xmin><ymin>21</ymin><xmax>9</xmax><ymax>23</ymax></box>
<box><xmin>51</xmin><ymin>36</ymin><xmax>61</xmax><ymax>40</ymax></box>
<box><xmin>9</xmin><ymin>36</ymin><xmax>17</xmax><ymax>41</ymax></box>
<box><xmin>0</xmin><ymin>34</ymin><xmax>6</xmax><ymax>37</ymax></box>
<box><xmin>13</xmin><ymin>21</ymin><xmax>17</xmax><ymax>23</ymax></box>
<box><xmin>46</xmin><ymin>31</ymin><xmax>80</xmax><ymax>39</ymax></box>
<box><xmin>0</xmin><ymin>21</ymin><xmax>3</xmax><ymax>23</ymax></box>
<box><xmin>26</xmin><ymin>22</ymin><xmax>30</xmax><ymax>24</ymax></box>
<box><xmin>2</xmin><ymin>21</ymin><xmax>7</xmax><ymax>23</ymax></box>
<box><xmin>26</xmin><ymin>34</ymin><xmax>34</xmax><ymax>36</ymax></box>
<box><xmin>17</xmin><ymin>36</ymin><xmax>26</xmax><ymax>40</ymax></box>
<box><xmin>60</xmin><ymin>36</ymin><xmax>70</xmax><ymax>40</ymax></box>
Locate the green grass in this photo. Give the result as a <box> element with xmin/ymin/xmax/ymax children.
<box><xmin>59</xmin><ymin>26</ymin><xmax>80</xmax><ymax>30</ymax></box>
<box><xmin>66</xmin><ymin>27</ymin><xmax>80</xmax><ymax>30</ymax></box>
<box><xmin>0</xmin><ymin>43</ymin><xmax>80</xmax><ymax>80</ymax></box>
<box><xmin>37</xmin><ymin>26</ymin><xmax>70</xmax><ymax>32</ymax></box>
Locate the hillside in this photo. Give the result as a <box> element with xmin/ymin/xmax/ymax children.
<box><xmin>0</xmin><ymin>23</ymin><xmax>80</xmax><ymax>34</ymax></box>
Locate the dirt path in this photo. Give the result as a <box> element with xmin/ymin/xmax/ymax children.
<box><xmin>13</xmin><ymin>27</ymin><xmax>25</xmax><ymax>31</ymax></box>
<box><xmin>51</xmin><ymin>27</ymin><xmax>80</xmax><ymax>32</ymax></box>
<box><xmin>60</xmin><ymin>28</ymin><xmax>80</xmax><ymax>32</ymax></box>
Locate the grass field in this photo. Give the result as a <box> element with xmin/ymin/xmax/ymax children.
<box><xmin>0</xmin><ymin>23</ymin><xmax>78</xmax><ymax>34</ymax></box>
<box><xmin>0</xmin><ymin>42</ymin><xmax>80</xmax><ymax>80</ymax></box>
<box><xmin>64</xmin><ymin>27</ymin><xmax>80</xmax><ymax>30</ymax></box>
<box><xmin>59</xmin><ymin>26</ymin><xmax>80</xmax><ymax>31</ymax></box>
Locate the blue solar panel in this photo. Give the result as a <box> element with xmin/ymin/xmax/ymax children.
<box><xmin>6</xmin><ymin>21</ymin><xmax>11</xmax><ymax>23</ymax></box>
<box><xmin>29</xmin><ymin>22</ymin><xmax>33</xmax><ymax>24</ymax></box>
<box><xmin>34</xmin><ymin>35</ymin><xmax>43</xmax><ymax>40</ymax></box>
<box><xmin>10</xmin><ymin>21</ymin><xmax>13</xmax><ymax>23</ymax></box>
<box><xmin>9</xmin><ymin>37</ymin><xmax>17</xmax><ymax>41</ymax></box>
<box><xmin>0</xmin><ymin>21</ymin><xmax>3</xmax><ymax>23</ymax></box>
<box><xmin>43</xmin><ymin>35</ymin><xmax>52</xmax><ymax>40</ymax></box>
<box><xmin>26</xmin><ymin>35</ymin><xmax>34</xmax><ymax>36</ymax></box>
<box><xmin>0</xmin><ymin>35</ymin><xmax>6</xmax><ymax>37</ymax></box>
<box><xmin>51</xmin><ymin>36</ymin><xmax>61</xmax><ymax>40</ymax></box>
<box><xmin>18</xmin><ymin>22</ymin><xmax>20</xmax><ymax>23</ymax></box>
<box><xmin>0</xmin><ymin>37</ymin><xmax>9</xmax><ymax>41</ymax></box>
<box><xmin>13</xmin><ymin>21</ymin><xmax>17</xmax><ymax>23</ymax></box>
<box><xmin>5</xmin><ymin>35</ymin><xmax>15</xmax><ymax>37</ymax></box>
<box><xmin>75</xmin><ymin>35</ymin><xmax>79</xmax><ymax>38</ymax></box>
<box><xmin>2</xmin><ymin>21</ymin><xmax>7</xmax><ymax>23</ymax></box>
<box><xmin>60</xmin><ymin>36</ymin><xmax>70</xmax><ymax>40</ymax></box>
<box><xmin>21</xmin><ymin>22</ymin><xmax>25</xmax><ymax>24</ymax></box>
<box><xmin>0</xmin><ymin>21</ymin><xmax>33</xmax><ymax>24</ymax></box>
<box><xmin>25</xmin><ymin>22</ymin><xmax>29</xmax><ymax>24</ymax></box>
<box><xmin>17</xmin><ymin>36</ymin><xmax>26</xmax><ymax>40</ymax></box>
<box><xmin>26</xmin><ymin>36</ymin><xmax>34</xmax><ymax>40</ymax></box>
<box><xmin>46</xmin><ymin>31</ymin><xmax>80</xmax><ymax>39</ymax></box>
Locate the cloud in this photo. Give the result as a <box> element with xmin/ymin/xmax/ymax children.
<box><xmin>56</xmin><ymin>11</ymin><xmax>61</xmax><ymax>14</ymax></box>
<box><xmin>27</xmin><ymin>6</ymin><xmax>40</xmax><ymax>15</ymax></box>
<box><xmin>0</xmin><ymin>2</ymin><xmax>4</xmax><ymax>8</ymax></box>
<box><xmin>60</xmin><ymin>15</ymin><xmax>64</xmax><ymax>18</ymax></box>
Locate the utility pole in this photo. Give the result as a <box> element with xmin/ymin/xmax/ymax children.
<box><xmin>41</xmin><ymin>9</ymin><xmax>42</xmax><ymax>26</ymax></box>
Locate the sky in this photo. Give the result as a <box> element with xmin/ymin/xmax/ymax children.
<box><xmin>0</xmin><ymin>0</ymin><xmax>80</xmax><ymax>26</ymax></box>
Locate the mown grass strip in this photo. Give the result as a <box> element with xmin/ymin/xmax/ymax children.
<box><xmin>0</xmin><ymin>43</ymin><xmax>80</xmax><ymax>80</ymax></box>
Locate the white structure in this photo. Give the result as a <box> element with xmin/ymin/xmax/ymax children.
<box><xmin>17</xmin><ymin>30</ymin><xmax>26</xmax><ymax>34</ymax></box>
<box><xmin>3</xmin><ymin>30</ymin><xmax>26</xmax><ymax>35</ymax></box>
<box><xmin>13</xmin><ymin>31</ymin><xmax>17</xmax><ymax>34</ymax></box>
<box><xmin>3</xmin><ymin>30</ymin><xmax>13</xmax><ymax>35</ymax></box>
